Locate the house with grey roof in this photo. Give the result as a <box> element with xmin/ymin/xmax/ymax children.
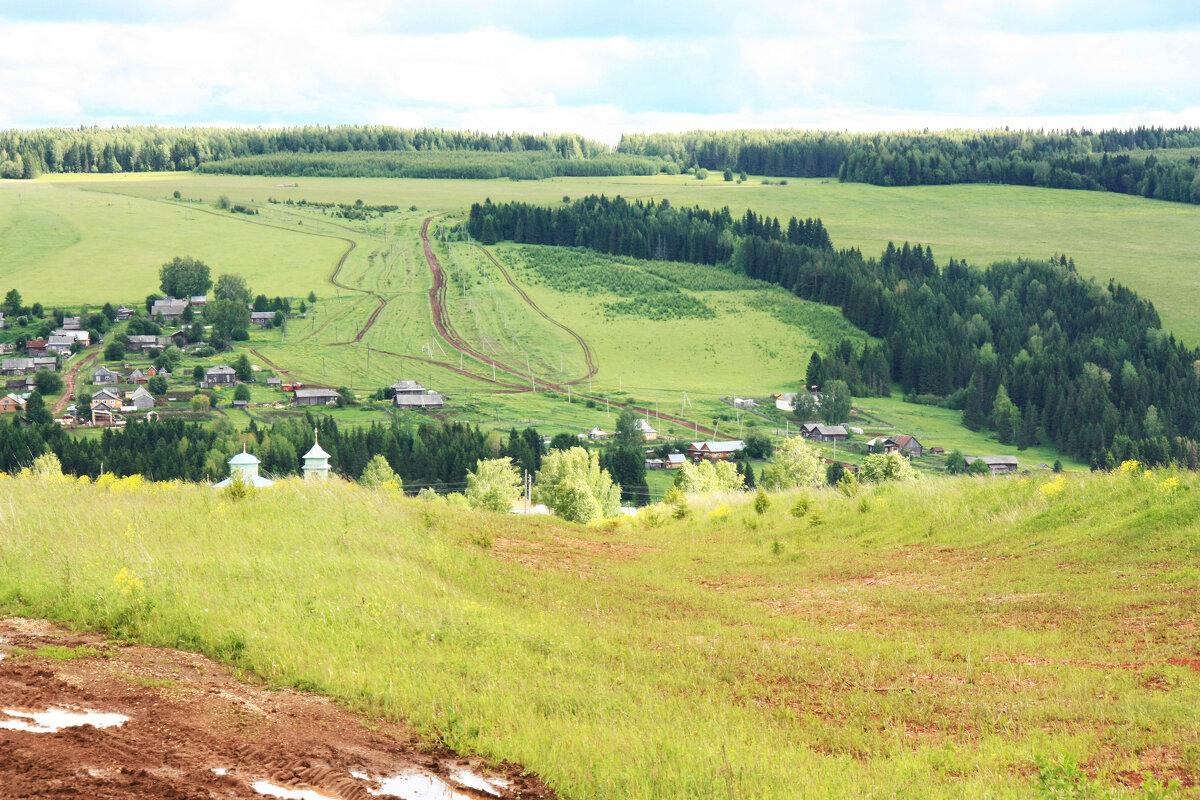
<box><xmin>686</xmin><ymin>440</ymin><xmax>746</xmax><ymax>462</ymax></box>
<box><xmin>150</xmin><ymin>297</ymin><xmax>188</xmax><ymax>322</ymax></box>
<box><xmin>250</xmin><ymin>311</ymin><xmax>277</xmax><ymax>328</ymax></box>
<box><xmin>92</xmin><ymin>365</ymin><xmax>121</xmax><ymax>385</ymax></box>
<box><xmin>128</xmin><ymin>386</ymin><xmax>155</xmax><ymax>411</ymax></box>
<box><xmin>391</xmin><ymin>379</ymin><xmax>444</xmax><ymax>408</ymax></box>
<box><xmin>47</xmin><ymin>335</ymin><xmax>76</xmax><ymax>356</ymax></box>
<box><xmin>292</xmin><ymin>388</ymin><xmax>340</xmax><ymax>406</ymax></box>
<box><xmin>201</xmin><ymin>365</ymin><xmax>237</xmax><ymax>388</ymax></box>
<box><xmin>965</xmin><ymin>455</ymin><xmax>1019</xmax><ymax>475</ymax></box>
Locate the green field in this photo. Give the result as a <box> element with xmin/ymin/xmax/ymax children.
<box><xmin>2</xmin><ymin>468</ymin><xmax>1196</xmax><ymax>798</ymax></box>
<box><xmin>1</xmin><ymin>170</ymin><xmax>1163</xmax><ymax>465</ymax></box>
<box><xmin>31</xmin><ymin>171</ymin><xmax>1200</xmax><ymax>346</ymax></box>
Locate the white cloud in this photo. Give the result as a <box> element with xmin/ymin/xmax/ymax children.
<box><xmin>0</xmin><ymin>2</ymin><xmax>1198</xmax><ymax>140</ymax></box>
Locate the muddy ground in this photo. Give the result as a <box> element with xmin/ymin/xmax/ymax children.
<box><xmin>0</xmin><ymin>618</ymin><xmax>555</xmax><ymax>799</ymax></box>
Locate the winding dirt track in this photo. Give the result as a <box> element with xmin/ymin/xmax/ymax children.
<box><xmin>420</xmin><ymin>219</ymin><xmax>726</xmax><ymax>439</ymax></box>
<box><xmin>472</xmin><ymin>244</ymin><xmax>597</xmax><ymax>382</ymax></box>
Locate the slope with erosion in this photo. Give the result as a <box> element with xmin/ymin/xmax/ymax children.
<box><xmin>0</xmin><ymin>468</ymin><xmax>1196</xmax><ymax>798</ymax></box>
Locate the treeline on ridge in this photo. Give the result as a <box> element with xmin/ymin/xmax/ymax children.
<box><xmin>196</xmin><ymin>150</ymin><xmax>672</xmax><ymax>180</ymax></box>
<box><xmin>0</xmin><ymin>125</ymin><xmax>614</xmax><ymax>177</ymax></box>
<box><xmin>616</xmin><ymin>127</ymin><xmax>1200</xmax><ymax>204</ymax></box>
<box><xmin>471</xmin><ymin>194</ymin><xmax>1200</xmax><ymax>468</ymax></box>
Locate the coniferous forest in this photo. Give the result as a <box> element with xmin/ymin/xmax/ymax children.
<box><xmin>2</xmin><ymin>124</ymin><xmax>1199</xmax><ymax>204</ymax></box>
<box><xmin>469</xmin><ymin>195</ymin><xmax>1200</xmax><ymax>468</ymax></box>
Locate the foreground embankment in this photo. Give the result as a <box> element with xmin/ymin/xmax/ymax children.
<box><xmin>1</xmin><ymin>471</ymin><xmax>1197</xmax><ymax>798</ymax></box>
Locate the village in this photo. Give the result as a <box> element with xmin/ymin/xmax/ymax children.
<box><xmin>0</xmin><ymin>285</ymin><xmax>1026</xmax><ymax>491</ymax></box>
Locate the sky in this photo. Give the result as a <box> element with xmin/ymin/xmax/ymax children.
<box><xmin>0</xmin><ymin>0</ymin><xmax>1198</xmax><ymax>143</ymax></box>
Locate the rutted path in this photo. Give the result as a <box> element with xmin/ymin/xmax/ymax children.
<box><xmin>420</xmin><ymin>218</ymin><xmax>727</xmax><ymax>439</ymax></box>
<box><xmin>53</xmin><ymin>351</ymin><xmax>98</xmax><ymax>416</ymax></box>
<box><xmin>471</xmin><ymin>243</ymin><xmax>597</xmax><ymax>382</ymax></box>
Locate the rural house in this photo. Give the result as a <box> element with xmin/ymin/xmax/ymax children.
<box><xmin>635</xmin><ymin>419</ymin><xmax>658</xmax><ymax>441</ymax></box>
<box><xmin>91</xmin><ymin>388</ymin><xmax>123</xmax><ymax>410</ymax></box>
<box><xmin>687</xmin><ymin>440</ymin><xmax>746</xmax><ymax>461</ymax></box>
<box><xmin>892</xmin><ymin>435</ymin><xmax>925</xmax><ymax>457</ymax></box>
<box><xmin>666</xmin><ymin>453</ymin><xmax>686</xmax><ymax>469</ymax></box>
<box><xmin>129</xmin><ymin>369</ymin><xmax>147</xmax><ymax>384</ymax></box>
<box><xmin>292</xmin><ymin>387</ymin><xmax>340</xmax><ymax>406</ymax></box>
<box><xmin>126</xmin><ymin>335</ymin><xmax>172</xmax><ymax>353</ymax></box>
<box><xmin>150</xmin><ymin>297</ymin><xmax>188</xmax><ymax>322</ymax></box>
<box><xmin>92</xmin><ymin>366</ymin><xmax>120</xmax><ymax>385</ymax></box>
<box><xmin>866</xmin><ymin>437</ymin><xmax>899</xmax><ymax>454</ymax></box>
<box><xmin>202</xmin><ymin>365</ymin><xmax>237</xmax><ymax>388</ymax></box>
<box><xmin>588</xmin><ymin>427</ymin><xmax>608</xmax><ymax>440</ymax></box>
<box><xmin>128</xmin><ymin>386</ymin><xmax>155</xmax><ymax>411</ymax></box>
<box><xmin>250</xmin><ymin>311</ymin><xmax>276</xmax><ymax>328</ymax></box>
<box><xmin>54</xmin><ymin>329</ymin><xmax>90</xmax><ymax>345</ymax></box>
<box><xmin>62</xmin><ymin>316</ymin><xmax>81</xmax><ymax>330</ymax></box>
<box><xmin>803</xmin><ymin>424</ymin><xmax>848</xmax><ymax>443</ymax></box>
<box><xmin>115</xmin><ymin>306</ymin><xmax>135</xmax><ymax>321</ymax></box>
<box><xmin>25</xmin><ymin>340</ymin><xmax>48</xmax><ymax>357</ymax></box>
<box><xmin>266</xmin><ymin>377</ymin><xmax>282</xmax><ymax>388</ymax></box>
<box><xmin>46</xmin><ymin>335</ymin><xmax>76</xmax><ymax>356</ymax></box>
<box><xmin>2</xmin><ymin>358</ymin><xmax>56</xmax><ymax>376</ymax></box>
<box><xmin>0</xmin><ymin>393</ymin><xmax>27</xmax><ymax>413</ymax></box>
<box><xmin>189</xmin><ymin>295</ymin><xmax>207</xmax><ymax>308</ymax></box>
<box><xmin>965</xmin><ymin>456</ymin><xmax>1019</xmax><ymax>475</ymax></box>
<box><xmin>391</xmin><ymin>380</ymin><xmax>444</xmax><ymax>408</ymax></box>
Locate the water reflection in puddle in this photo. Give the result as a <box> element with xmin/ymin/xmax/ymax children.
<box><xmin>0</xmin><ymin>707</ymin><xmax>129</xmax><ymax>733</ymax></box>
<box><xmin>252</xmin><ymin>781</ymin><xmax>341</xmax><ymax>800</ymax></box>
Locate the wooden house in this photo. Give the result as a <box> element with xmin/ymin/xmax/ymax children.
<box><xmin>965</xmin><ymin>456</ymin><xmax>1019</xmax><ymax>475</ymax></box>
<box><xmin>891</xmin><ymin>435</ymin><xmax>924</xmax><ymax>457</ymax></box>
<box><xmin>91</xmin><ymin>388</ymin><xmax>123</xmax><ymax>410</ymax></box>
<box><xmin>686</xmin><ymin>440</ymin><xmax>746</xmax><ymax>461</ymax></box>
<box><xmin>92</xmin><ymin>366</ymin><xmax>121</xmax><ymax>385</ymax></box>
<box><xmin>292</xmin><ymin>388</ymin><xmax>340</xmax><ymax>406</ymax></box>
<box><xmin>25</xmin><ymin>340</ymin><xmax>48</xmax><ymax>357</ymax></box>
<box><xmin>150</xmin><ymin>297</ymin><xmax>188</xmax><ymax>322</ymax></box>
<box><xmin>391</xmin><ymin>380</ymin><xmax>444</xmax><ymax>408</ymax></box>
<box><xmin>202</xmin><ymin>365</ymin><xmax>237</xmax><ymax>388</ymax></box>
<box><xmin>0</xmin><ymin>393</ymin><xmax>27</xmax><ymax>413</ymax></box>
<box><xmin>250</xmin><ymin>311</ymin><xmax>276</xmax><ymax>328</ymax></box>
<box><xmin>128</xmin><ymin>386</ymin><xmax>155</xmax><ymax>411</ymax></box>
<box><xmin>803</xmin><ymin>424</ymin><xmax>848</xmax><ymax>443</ymax></box>
<box><xmin>635</xmin><ymin>419</ymin><xmax>658</xmax><ymax>441</ymax></box>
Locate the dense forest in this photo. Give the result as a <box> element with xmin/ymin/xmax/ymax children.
<box><xmin>469</xmin><ymin>195</ymin><xmax>1200</xmax><ymax>468</ymax></box>
<box><xmin>3</xmin><ymin>124</ymin><xmax>1199</xmax><ymax>203</ymax></box>
<box><xmin>0</xmin><ymin>125</ymin><xmax>613</xmax><ymax>178</ymax></box>
<box><xmin>617</xmin><ymin>128</ymin><xmax>1200</xmax><ymax>204</ymax></box>
<box><xmin>196</xmin><ymin>150</ymin><xmax>672</xmax><ymax>180</ymax></box>
<box><xmin>0</xmin><ymin>411</ymin><xmax>547</xmax><ymax>492</ymax></box>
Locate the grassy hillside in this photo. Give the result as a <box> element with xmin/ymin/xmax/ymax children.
<box><xmin>1</xmin><ymin>470</ymin><xmax>1197</xmax><ymax>798</ymax></box>
<box><xmin>38</xmin><ymin>171</ymin><xmax>1200</xmax><ymax>345</ymax></box>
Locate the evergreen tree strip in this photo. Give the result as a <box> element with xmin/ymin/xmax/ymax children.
<box><xmin>474</xmin><ymin>195</ymin><xmax>1200</xmax><ymax>466</ymax></box>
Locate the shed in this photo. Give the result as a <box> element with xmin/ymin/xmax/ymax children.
<box><xmin>292</xmin><ymin>388</ymin><xmax>340</xmax><ymax>406</ymax></box>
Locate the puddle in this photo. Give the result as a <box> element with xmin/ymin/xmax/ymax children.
<box><xmin>449</xmin><ymin>768</ymin><xmax>505</xmax><ymax>797</ymax></box>
<box><xmin>367</xmin><ymin>773</ymin><xmax>470</xmax><ymax>800</ymax></box>
<box><xmin>0</xmin><ymin>707</ymin><xmax>129</xmax><ymax>733</ymax></box>
<box><xmin>252</xmin><ymin>781</ymin><xmax>342</xmax><ymax>800</ymax></box>
<box><xmin>212</xmin><ymin>768</ymin><xmax>229</xmax><ymax>776</ymax></box>
<box><xmin>351</xmin><ymin>771</ymin><xmax>369</xmax><ymax>780</ymax></box>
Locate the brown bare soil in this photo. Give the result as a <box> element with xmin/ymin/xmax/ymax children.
<box><xmin>0</xmin><ymin>618</ymin><xmax>555</xmax><ymax>800</ymax></box>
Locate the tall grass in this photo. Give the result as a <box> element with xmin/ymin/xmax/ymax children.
<box><xmin>1</xmin><ymin>467</ymin><xmax>1197</xmax><ymax>797</ymax></box>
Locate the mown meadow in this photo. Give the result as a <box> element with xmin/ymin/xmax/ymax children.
<box><xmin>1</xmin><ymin>469</ymin><xmax>1197</xmax><ymax>798</ymax></box>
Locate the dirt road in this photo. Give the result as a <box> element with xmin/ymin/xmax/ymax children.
<box><xmin>0</xmin><ymin>618</ymin><xmax>554</xmax><ymax>799</ymax></box>
<box><xmin>53</xmin><ymin>351</ymin><xmax>98</xmax><ymax>417</ymax></box>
